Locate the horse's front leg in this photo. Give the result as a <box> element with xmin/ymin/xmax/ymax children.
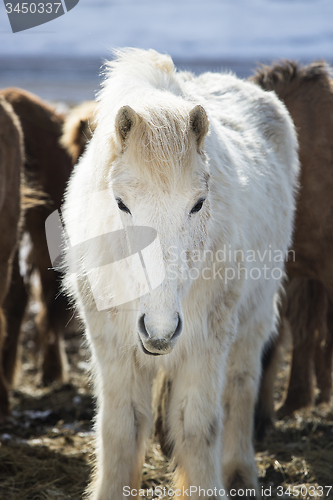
<box><xmin>88</xmin><ymin>347</ymin><xmax>153</xmax><ymax>500</ymax></box>
<box><xmin>168</xmin><ymin>349</ymin><xmax>228</xmax><ymax>499</ymax></box>
<box><xmin>222</xmin><ymin>324</ymin><xmax>265</xmax><ymax>499</ymax></box>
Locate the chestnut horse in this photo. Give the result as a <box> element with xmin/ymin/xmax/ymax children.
<box><xmin>61</xmin><ymin>100</ymin><xmax>97</xmax><ymax>165</ymax></box>
<box><xmin>250</xmin><ymin>61</ymin><xmax>333</xmax><ymax>434</ymax></box>
<box><xmin>0</xmin><ymin>97</ymin><xmax>24</xmax><ymax>418</ymax></box>
<box><xmin>0</xmin><ymin>88</ymin><xmax>73</xmax><ymax>413</ymax></box>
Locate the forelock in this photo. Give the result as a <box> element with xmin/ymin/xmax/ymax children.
<box><xmin>119</xmin><ymin>103</ymin><xmax>199</xmax><ymax>187</ymax></box>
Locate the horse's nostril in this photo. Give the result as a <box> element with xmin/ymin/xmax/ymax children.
<box><xmin>171</xmin><ymin>313</ymin><xmax>182</xmax><ymax>341</ymax></box>
<box><xmin>138</xmin><ymin>314</ymin><xmax>149</xmax><ymax>339</ymax></box>
<box><xmin>138</xmin><ymin>312</ymin><xmax>183</xmax><ymax>345</ymax></box>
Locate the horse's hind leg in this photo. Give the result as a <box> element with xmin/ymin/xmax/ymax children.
<box><xmin>0</xmin><ymin>249</ymin><xmax>18</xmax><ymax>418</ymax></box>
<box><xmin>277</xmin><ymin>279</ymin><xmax>326</xmax><ymax>417</ymax></box>
<box><xmin>152</xmin><ymin>368</ymin><xmax>173</xmax><ymax>458</ymax></box>
<box><xmin>222</xmin><ymin>323</ymin><xmax>265</xmax><ymax>499</ymax></box>
<box><xmin>254</xmin><ymin>319</ymin><xmax>287</xmax><ymax>440</ymax></box>
<box><xmin>0</xmin><ymin>309</ymin><xmax>9</xmax><ymax>418</ymax></box>
<box><xmin>0</xmin><ymin>229</ymin><xmax>20</xmax><ymax>419</ymax></box>
<box><xmin>26</xmin><ymin>208</ymin><xmax>68</xmax><ymax>385</ymax></box>
<box><xmin>2</xmin><ymin>249</ymin><xmax>29</xmax><ymax>385</ymax></box>
<box><xmin>276</xmin><ymin>338</ymin><xmax>314</xmax><ymax>418</ymax></box>
<box><xmin>315</xmin><ymin>278</ymin><xmax>333</xmax><ymax>405</ymax></box>
<box><xmin>38</xmin><ymin>277</ymin><xmax>69</xmax><ymax>385</ymax></box>
<box><xmin>315</xmin><ymin>298</ymin><xmax>333</xmax><ymax>405</ymax></box>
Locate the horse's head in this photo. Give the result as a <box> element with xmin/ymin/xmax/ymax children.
<box><xmin>110</xmin><ymin>101</ymin><xmax>210</xmax><ymax>355</ymax></box>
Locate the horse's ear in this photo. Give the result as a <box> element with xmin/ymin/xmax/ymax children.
<box><xmin>115</xmin><ymin>106</ymin><xmax>139</xmax><ymax>147</ymax></box>
<box><xmin>189</xmin><ymin>105</ymin><xmax>209</xmax><ymax>151</ymax></box>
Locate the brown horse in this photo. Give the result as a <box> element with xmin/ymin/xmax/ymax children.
<box><xmin>277</xmin><ymin>279</ymin><xmax>332</xmax><ymax>416</ymax></box>
<box><xmin>0</xmin><ymin>97</ymin><xmax>24</xmax><ymax>418</ymax></box>
<box><xmin>255</xmin><ymin>278</ymin><xmax>332</xmax><ymax>438</ymax></box>
<box><xmin>250</xmin><ymin>61</ymin><xmax>333</xmax><ymax>434</ymax></box>
<box><xmin>0</xmin><ymin>88</ymin><xmax>73</xmax><ymax>404</ymax></box>
<box><xmin>60</xmin><ymin>100</ymin><xmax>97</xmax><ymax>165</ymax></box>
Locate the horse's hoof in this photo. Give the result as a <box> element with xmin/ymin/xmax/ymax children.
<box><xmin>276</xmin><ymin>401</ymin><xmax>304</xmax><ymax>419</ymax></box>
<box><xmin>315</xmin><ymin>390</ymin><xmax>331</xmax><ymax>406</ymax></box>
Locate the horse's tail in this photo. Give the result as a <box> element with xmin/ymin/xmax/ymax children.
<box><xmin>20</xmin><ymin>176</ymin><xmax>49</xmax><ymax>212</ymax></box>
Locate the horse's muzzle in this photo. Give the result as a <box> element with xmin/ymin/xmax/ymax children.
<box><xmin>137</xmin><ymin>313</ymin><xmax>182</xmax><ymax>355</ymax></box>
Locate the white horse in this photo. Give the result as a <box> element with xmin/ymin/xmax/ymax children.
<box><xmin>62</xmin><ymin>49</ymin><xmax>299</xmax><ymax>499</ymax></box>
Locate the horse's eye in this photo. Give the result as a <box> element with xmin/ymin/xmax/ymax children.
<box><xmin>116</xmin><ymin>198</ymin><xmax>131</xmax><ymax>215</ymax></box>
<box><xmin>190</xmin><ymin>198</ymin><xmax>205</xmax><ymax>215</ymax></box>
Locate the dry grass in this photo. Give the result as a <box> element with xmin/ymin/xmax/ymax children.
<box><xmin>0</xmin><ymin>316</ymin><xmax>332</xmax><ymax>499</ymax></box>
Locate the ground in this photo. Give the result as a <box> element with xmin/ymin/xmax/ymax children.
<box><xmin>0</xmin><ymin>304</ymin><xmax>333</xmax><ymax>500</ymax></box>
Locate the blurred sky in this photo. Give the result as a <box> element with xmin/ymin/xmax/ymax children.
<box><xmin>1</xmin><ymin>0</ymin><xmax>332</xmax><ymax>60</ymax></box>
<box><xmin>0</xmin><ymin>0</ymin><xmax>332</xmax><ymax>101</ymax></box>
